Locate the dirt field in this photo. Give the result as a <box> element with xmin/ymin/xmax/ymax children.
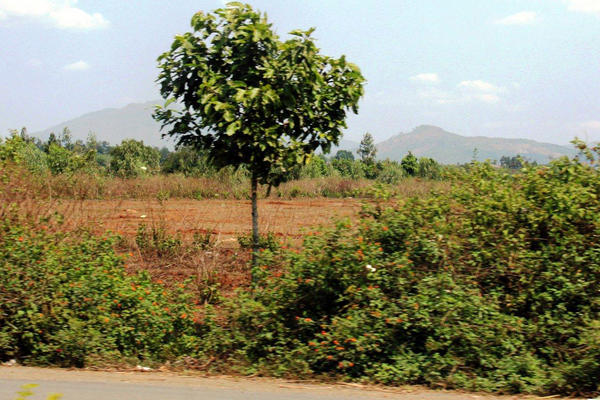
<box><xmin>53</xmin><ymin>198</ymin><xmax>365</xmax><ymax>245</ymax></box>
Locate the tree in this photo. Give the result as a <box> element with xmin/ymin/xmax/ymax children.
<box><xmin>357</xmin><ymin>133</ymin><xmax>377</xmax><ymax>164</ymax></box>
<box><xmin>109</xmin><ymin>139</ymin><xmax>161</xmax><ymax>178</ymax></box>
<box><xmin>153</xmin><ymin>3</ymin><xmax>365</xmax><ymax>269</ymax></box>
<box><xmin>334</xmin><ymin>150</ymin><xmax>355</xmax><ymax>161</ymax></box>
<box><xmin>401</xmin><ymin>151</ymin><xmax>418</xmax><ymax>176</ymax></box>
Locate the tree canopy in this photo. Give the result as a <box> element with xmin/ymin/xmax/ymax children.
<box><xmin>153</xmin><ymin>2</ymin><xmax>365</xmax><ymax>187</ymax></box>
<box><xmin>357</xmin><ymin>132</ymin><xmax>377</xmax><ymax>164</ymax></box>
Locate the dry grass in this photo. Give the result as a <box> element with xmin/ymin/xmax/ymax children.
<box><xmin>2</xmin><ymin>165</ymin><xmax>450</xmax><ymax>201</ymax></box>
<box><xmin>1</xmin><ymin>164</ymin><xmax>448</xmax><ymax>299</ymax></box>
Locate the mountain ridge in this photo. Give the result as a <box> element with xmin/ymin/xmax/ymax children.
<box><xmin>32</xmin><ymin>103</ymin><xmax>577</xmax><ymax>164</ymax></box>
<box><xmin>377</xmin><ymin>125</ymin><xmax>577</xmax><ymax>164</ymax></box>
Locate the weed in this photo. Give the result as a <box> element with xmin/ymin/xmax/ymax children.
<box><xmin>237</xmin><ymin>231</ymin><xmax>280</xmax><ymax>252</ymax></box>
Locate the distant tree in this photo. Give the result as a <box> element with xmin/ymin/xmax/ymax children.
<box><xmin>109</xmin><ymin>139</ymin><xmax>161</xmax><ymax>178</ymax></box>
<box><xmin>401</xmin><ymin>151</ymin><xmax>418</xmax><ymax>176</ymax></box>
<box><xmin>357</xmin><ymin>133</ymin><xmax>377</xmax><ymax>164</ymax></box>
<box><xmin>153</xmin><ymin>3</ymin><xmax>365</xmax><ymax>268</ymax></box>
<box><xmin>96</xmin><ymin>140</ymin><xmax>112</xmax><ymax>155</ymax></box>
<box><xmin>499</xmin><ymin>155</ymin><xmax>535</xmax><ymax>170</ymax></box>
<box><xmin>162</xmin><ymin>146</ymin><xmax>213</xmax><ymax>176</ymax></box>
<box><xmin>334</xmin><ymin>149</ymin><xmax>355</xmax><ymax>161</ymax></box>
<box><xmin>59</xmin><ymin>127</ymin><xmax>73</xmax><ymax>150</ymax></box>
<box><xmin>44</xmin><ymin>133</ymin><xmax>59</xmax><ymax>153</ymax></box>
<box><xmin>157</xmin><ymin>146</ymin><xmax>171</xmax><ymax>163</ymax></box>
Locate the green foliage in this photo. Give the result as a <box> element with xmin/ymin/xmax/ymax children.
<box><xmin>331</xmin><ymin>158</ymin><xmax>366</xmax><ymax>179</ymax></box>
<box><xmin>109</xmin><ymin>139</ymin><xmax>161</xmax><ymax>178</ymax></box>
<box><xmin>0</xmin><ymin>214</ymin><xmax>198</xmax><ymax>367</ymax></box>
<box><xmin>136</xmin><ymin>223</ymin><xmax>182</xmax><ymax>255</ymax></box>
<box><xmin>298</xmin><ymin>155</ymin><xmax>331</xmax><ymax>179</ymax></box>
<box><xmin>153</xmin><ymin>3</ymin><xmax>365</xmax><ymax>187</ymax></box>
<box><xmin>376</xmin><ymin>160</ymin><xmax>405</xmax><ymax>184</ymax></box>
<box><xmin>416</xmin><ymin>157</ymin><xmax>442</xmax><ymax>179</ymax></box>
<box><xmin>46</xmin><ymin>144</ymin><xmax>96</xmax><ymax>175</ymax></box>
<box><xmin>0</xmin><ymin>131</ymin><xmax>48</xmax><ymax>173</ymax></box>
<box><xmin>237</xmin><ymin>231</ymin><xmax>280</xmax><ymax>252</ymax></box>
<box><xmin>357</xmin><ymin>133</ymin><xmax>377</xmax><ymax>164</ymax></box>
<box><xmin>400</xmin><ymin>151</ymin><xmax>418</xmax><ymax>176</ymax></box>
<box><xmin>334</xmin><ymin>150</ymin><xmax>355</xmax><ymax>161</ymax></box>
<box><xmin>161</xmin><ymin>146</ymin><xmax>214</xmax><ymax>176</ymax></box>
<box><xmin>192</xmin><ymin>230</ymin><xmax>215</xmax><ymax>250</ymax></box>
<box><xmin>199</xmin><ymin>144</ymin><xmax>600</xmax><ymax>396</ymax></box>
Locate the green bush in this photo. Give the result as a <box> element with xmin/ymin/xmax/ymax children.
<box><xmin>0</xmin><ymin>132</ymin><xmax>48</xmax><ymax>173</ymax></box>
<box><xmin>136</xmin><ymin>223</ymin><xmax>182</xmax><ymax>255</ymax></box>
<box><xmin>109</xmin><ymin>139</ymin><xmax>161</xmax><ymax>178</ymax></box>
<box><xmin>237</xmin><ymin>231</ymin><xmax>280</xmax><ymax>252</ymax></box>
<box><xmin>200</xmin><ymin>143</ymin><xmax>600</xmax><ymax>396</ymax></box>
<box><xmin>376</xmin><ymin>160</ymin><xmax>406</xmax><ymax>184</ymax></box>
<box><xmin>0</xmin><ymin>214</ymin><xmax>198</xmax><ymax>367</ymax></box>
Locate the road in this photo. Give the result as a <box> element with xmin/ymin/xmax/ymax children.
<box><xmin>0</xmin><ymin>366</ymin><xmax>519</xmax><ymax>400</ymax></box>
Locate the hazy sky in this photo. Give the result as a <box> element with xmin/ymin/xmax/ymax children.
<box><xmin>1</xmin><ymin>0</ymin><xmax>599</xmax><ymax>144</ymax></box>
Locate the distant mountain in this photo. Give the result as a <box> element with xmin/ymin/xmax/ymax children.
<box><xmin>33</xmin><ymin>101</ymin><xmax>362</xmax><ymax>152</ymax></box>
<box><xmin>377</xmin><ymin>125</ymin><xmax>578</xmax><ymax>165</ymax></box>
<box><xmin>33</xmin><ymin>101</ymin><xmax>172</xmax><ymax>148</ymax></box>
<box><xmin>33</xmin><ymin>105</ymin><xmax>576</xmax><ymax>164</ymax></box>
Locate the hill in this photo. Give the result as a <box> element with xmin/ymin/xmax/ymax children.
<box><xmin>33</xmin><ymin>101</ymin><xmax>172</xmax><ymax>148</ymax></box>
<box><xmin>33</xmin><ymin>101</ymin><xmax>361</xmax><ymax>152</ymax></box>
<box><xmin>377</xmin><ymin>125</ymin><xmax>577</xmax><ymax>164</ymax></box>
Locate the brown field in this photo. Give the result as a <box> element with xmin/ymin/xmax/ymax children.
<box><xmin>53</xmin><ymin>197</ymin><xmax>364</xmax><ymax>245</ymax></box>
<box><xmin>2</xmin><ymin>168</ymin><xmax>447</xmax><ymax>293</ymax></box>
<box><xmin>29</xmin><ymin>198</ymin><xmax>366</xmax><ymax>292</ymax></box>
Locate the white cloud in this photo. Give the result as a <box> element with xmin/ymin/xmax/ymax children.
<box><xmin>64</xmin><ymin>60</ymin><xmax>90</xmax><ymax>70</ymax></box>
<box><xmin>496</xmin><ymin>11</ymin><xmax>539</xmax><ymax>25</ymax></box>
<box><xmin>50</xmin><ymin>7</ymin><xmax>108</xmax><ymax>29</ymax></box>
<box><xmin>0</xmin><ymin>10</ymin><xmax>5</xmax><ymax>19</ymax></box>
<box><xmin>458</xmin><ymin>80</ymin><xmax>504</xmax><ymax>92</ymax></box>
<box><xmin>409</xmin><ymin>73</ymin><xmax>440</xmax><ymax>84</ymax></box>
<box><xmin>417</xmin><ymin>79</ymin><xmax>508</xmax><ymax>105</ymax></box>
<box><xmin>457</xmin><ymin>80</ymin><xmax>507</xmax><ymax>104</ymax></box>
<box><xmin>566</xmin><ymin>0</ymin><xmax>600</xmax><ymax>16</ymax></box>
<box><xmin>580</xmin><ymin>121</ymin><xmax>600</xmax><ymax>129</ymax></box>
<box><xmin>0</xmin><ymin>0</ymin><xmax>109</xmax><ymax>30</ymax></box>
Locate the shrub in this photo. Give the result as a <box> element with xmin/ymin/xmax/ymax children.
<box><xmin>109</xmin><ymin>139</ymin><xmax>161</xmax><ymax>178</ymax></box>
<box><xmin>376</xmin><ymin>160</ymin><xmax>405</xmax><ymax>184</ymax></box>
<box><xmin>0</xmin><ymin>131</ymin><xmax>48</xmax><ymax>173</ymax></box>
<box><xmin>0</xmin><ymin>213</ymin><xmax>198</xmax><ymax>367</ymax></box>
<box><xmin>237</xmin><ymin>231</ymin><xmax>280</xmax><ymax>252</ymax></box>
<box><xmin>136</xmin><ymin>223</ymin><xmax>182</xmax><ymax>255</ymax></box>
<box><xmin>200</xmin><ymin>143</ymin><xmax>600</xmax><ymax>396</ymax></box>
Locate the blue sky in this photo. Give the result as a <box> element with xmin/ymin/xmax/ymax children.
<box><xmin>1</xmin><ymin>0</ymin><xmax>599</xmax><ymax>144</ymax></box>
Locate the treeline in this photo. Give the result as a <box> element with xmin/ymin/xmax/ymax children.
<box><xmin>0</xmin><ymin>128</ymin><xmax>445</xmax><ymax>183</ymax></box>
<box><xmin>1</xmin><ymin>127</ymin><xmax>535</xmax><ymax>184</ymax></box>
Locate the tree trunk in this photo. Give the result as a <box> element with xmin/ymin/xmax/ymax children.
<box><xmin>251</xmin><ymin>173</ymin><xmax>260</xmax><ymax>279</ymax></box>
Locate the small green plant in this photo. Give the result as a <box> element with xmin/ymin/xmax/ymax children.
<box><xmin>289</xmin><ymin>187</ymin><xmax>301</xmax><ymax>198</ymax></box>
<box><xmin>136</xmin><ymin>223</ymin><xmax>181</xmax><ymax>255</ymax></box>
<box><xmin>193</xmin><ymin>229</ymin><xmax>215</xmax><ymax>250</ymax></box>
<box><xmin>237</xmin><ymin>231</ymin><xmax>279</xmax><ymax>252</ymax></box>
<box><xmin>156</xmin><ymin>189</ymin><xmax>170</xmax><ymax>202</ymax></box>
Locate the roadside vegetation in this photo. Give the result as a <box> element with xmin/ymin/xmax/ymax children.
<box><xmin>1</xmin><ymin>134</ymin><xmax>598</xmax><ymax>396</ymax></box>
<box><xmin>1</xmin><ymin>2</ymin><xmax>598</xmax><ymax>397</ymax></box>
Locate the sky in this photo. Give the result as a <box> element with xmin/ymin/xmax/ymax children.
<box><xmin>0</xmin><ymin>0</ymin><xmax>599</xmax><ymax>145</ymax></box>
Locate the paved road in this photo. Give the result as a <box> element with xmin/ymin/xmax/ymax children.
<box><xmin>0</xmin><ymin>366</ymin><xmax>519</xmax><ymax>400</ymax></box>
